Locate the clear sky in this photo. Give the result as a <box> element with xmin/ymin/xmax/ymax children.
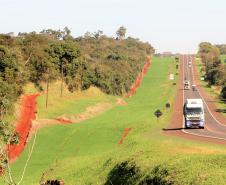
<box><xmin>1</xmin><ymin>0</ymin><xmax>226</xmax><ymax>53</ymax></box>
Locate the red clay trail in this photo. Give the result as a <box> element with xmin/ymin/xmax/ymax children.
<box><xmin>8</xmin><ymin>94</ymin><xmax>39</xmax><ymax>161</ymax></box>
<box><xmin>118</xmin><ymin>128</ymin><xmax>131</xmax><ymax>145</ymax></box>
<box><xmin>126</xmin><ymin>58</ymin><xmax>151</xmax><ymax>98</ymax></box>
<box><xmin>118</xmin><ymin>58</ymin><xmax>151</xmax><ymax>144</ymax></box>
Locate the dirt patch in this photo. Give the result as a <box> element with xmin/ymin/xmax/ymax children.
<box><xmin>57</xmin><ymin>102</ymin><xmax>112</xmax><ymax>124</ymax></box>
<box><xmin>31</xmin><ymin>102</ymin><xmax>113</xmax><ymax>134</ymax></box>
<box><xmin>117</xmin><ymin>98</ymin><xmax>128</xmax><ymax>106</ymax></box>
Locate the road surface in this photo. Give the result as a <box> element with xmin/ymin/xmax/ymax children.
<box><xmin>182</xmin><ymin>55</ymin><xmax>226</xmax><ymax>140</ymax></box>
<box><xmin>164</xmin><ymin>55</ymin><xmax>226</xmax><ymax>144</ymax></box>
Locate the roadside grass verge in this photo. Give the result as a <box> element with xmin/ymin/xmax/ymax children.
<box><xmin>5</xmin><ymin>57</ymin><xmax>226</xmax><ymax>185</ymax></box>
<box><xmin>195</xmin><ymin>57</ymin><xmax>226</xmax><ymax>116</ymax></box>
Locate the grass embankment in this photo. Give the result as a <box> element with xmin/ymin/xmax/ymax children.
<box><xmin>24</xmin><ymin>82</ymin><xmax>116</xmax><ymax>119</ymax></box>
<box><xmin>5</xmin><ymin>57</ymin><xmax>226</xmax><ymax>185</ymax></box>
<box><xmin>195</xmin><ymin>57</ymin><xmax>226</xmax><ymax>116</ymax></box>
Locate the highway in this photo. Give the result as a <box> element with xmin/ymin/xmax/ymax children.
<box><xmin>181</xmin><ymin>55</ymin><xmax>226</xmax><ymax>140</ymax></box>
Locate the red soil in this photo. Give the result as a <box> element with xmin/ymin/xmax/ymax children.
<box><xmin>126</xmin><ymin>58</ymin><xmax>151</xmax><ymax>98</ymax></box>
<box><xmin>7</xmin><ymin>94</ymin><xmax>39</xmax><ymax>161</ymax></box>
<box><xmin>118</xmin><ymin>128</ymin><xmax>131</xmax><ymax>144</ymax></box>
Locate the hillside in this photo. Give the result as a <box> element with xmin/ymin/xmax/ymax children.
<box><xmin>4</xmin><ymin>57</ymin><xmax>225</xmax><ymax>185</ymax></box>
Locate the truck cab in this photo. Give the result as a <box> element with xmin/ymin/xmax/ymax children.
<box><xmin>184</xmin><ymin>80</ymin><xmax>190</xmax><ymax>90</ymax></box>
<box><xmin>183</xmin><ymin>99</ymin><xmax>205</xmax><ymax>129</ymax></box>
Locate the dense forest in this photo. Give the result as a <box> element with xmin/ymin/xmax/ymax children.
<box><xmin>198</xmin><ymin>42</ymin><xmax>226</xmax><ymax>99</ymax></box>
<box><xmin>0</xmin><ymin>27</ymin><xmax>154</xmax><ymax>119</ymax></box>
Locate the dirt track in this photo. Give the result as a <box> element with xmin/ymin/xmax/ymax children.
<box><xmin>164</xmin><ymin>55</ymin><xmax>226</xmax><ymax>145</ymax></box>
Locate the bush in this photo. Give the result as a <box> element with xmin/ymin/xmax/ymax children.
<box><xmin>221</xmin><ymin>86</ymin><xmax>226</xmax><ymax>101</ymax></box>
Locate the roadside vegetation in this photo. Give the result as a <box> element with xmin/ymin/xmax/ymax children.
<box><xmin>198</xmin><ymin>42</ymin><xmax>226</xmax><ymax>103</ymax></box>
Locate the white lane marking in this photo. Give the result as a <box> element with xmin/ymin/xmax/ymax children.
<box><xmin>181</xmin><ymin>55</ymin><xmax>226</xmax><ymax>141</ymax></box>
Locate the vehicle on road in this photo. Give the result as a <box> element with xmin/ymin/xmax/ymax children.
<box><xmin>192</xmin><ymin>84</ymin><xmax>196</xmax><ymax>91</ymax></box>
<box><xmin>184</xmin><ymin>80</ymin><xmax>190</xmax><ymax>90</ymax></box>
<box><xmin>183</xmin><ymin>99</ymin><xmax>205</xmax><ymax>129</ymax></box>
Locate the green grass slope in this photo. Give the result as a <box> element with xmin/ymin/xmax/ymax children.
<box><xmin>5</xmin><ymin>57</ymin><xmax>226</xmax><ymax>185</ymax></box>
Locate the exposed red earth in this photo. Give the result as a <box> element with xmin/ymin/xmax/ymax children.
<box><xmin>118</xmin><ymin>128</ymin><xmax>131</xmax><ymax>145</ymax></box>
<box><xmin>118</xmin><ymin>58</ymin><xmax>151</xmax><ymax>144</ymax></box>
<box><xmin>125</xmin><ymin>58</ymin><xmax>151</xmax><ymax>98</ymax></box>
<box><xmin>117</xmin><ymin>58</ymin><xmax>151</xmax><ymax>144</ymax></box>
<box><xmin>8</xmin><ymin>94</ymin><xmax>39</xmax><ymax>161</ymax></box>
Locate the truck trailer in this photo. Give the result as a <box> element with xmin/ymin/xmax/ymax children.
<box><xmin>183</xmin><ymin>99</ymin><xmax>205</xmax><ymax>129</ymax></box>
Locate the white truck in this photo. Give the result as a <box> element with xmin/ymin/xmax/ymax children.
<box><xmin>183</xmin><ymin>99</ymin><xmax>205</xmax><ymax>129</ymax></box>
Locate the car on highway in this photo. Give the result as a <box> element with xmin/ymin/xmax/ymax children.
<box><xmin>184</xmin><ymin>80</ymin><xmax>190</xmax><ymax>90</ymax></box>
<box><xmin>183</xmin><ymin>99</ymin><xmax>205</xmax><ymax>129</ymax></box>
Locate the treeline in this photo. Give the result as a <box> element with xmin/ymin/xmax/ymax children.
<box><xmin>215</xmin><ymin>44</ymin><xmax>226</xmax><ymax>55</ymax></box>
<box><xmin>0</xmin><ymin>27</ymin><xmax>154</xmax><ymax>117</ymax></box>
<box><xmin>198</xmin><ymin>42</ymin><xmax>226</xmax><ymax>100</ymax></box>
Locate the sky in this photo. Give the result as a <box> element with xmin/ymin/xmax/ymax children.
<box><xmin>1</xmin><ymin>0</ymin><xmax>226</xmax><ymax>53</ymax></box>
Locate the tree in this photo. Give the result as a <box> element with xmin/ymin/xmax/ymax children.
<box><xmin>47</xmin><ymin>40</ymin><xmax>81</xmax><ymax>97</ymax></box>
<box><xmin>93</xmin><ymin>30</ymin><xmax>103</xmax><ymax>39</ymax></box>
<box><xmin>116</xmin><ymin>26</ymin><xmax>126</xmax><ymax>40</ymax></box>
<box><xmin>215</xmin><ymin>44</ymin><xmax>226</xmax><ymax>55</ymax></box>
<box><xmin>27</xmin><ymin>47</ymin><xmax>57</xmax><ymax>108</ymax></box>
<box><xmin>63</xmin><ymin>27</ymin><xmax>74</xmax><ymax>41</ymax></box>
<box><xmin>65</xmin><ymin>58</ymin><xmax>94</xmax><ymax>92</ymax></box>
<box><xmin>0</xmin><ymin>46</ymin><xmax>23</xmax><ymax>117</ymax></box>
<box><xmin>198</xmin><ymin>42</ymin><xmax>223</xmax><ymax>86</ymax></box>
<box><xmin>40</xmin><ymin>29</ymin><xmax>64</xmax><ymax>40</ymax></box>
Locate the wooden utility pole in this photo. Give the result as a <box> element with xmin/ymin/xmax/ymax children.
<box><xmin>60</xmin><ymin>64</ymin><xmax>64</xmax><ymax>98</ymax></box>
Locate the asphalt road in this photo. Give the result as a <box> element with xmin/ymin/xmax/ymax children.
<box><xmin>181</xmin><ymin>55</ymin><xmax>226</xmax><ymax>140</ymax></box>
